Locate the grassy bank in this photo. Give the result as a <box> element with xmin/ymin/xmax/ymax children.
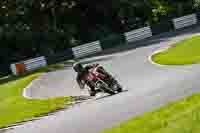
<box><xmin>152</xmin><ymin>36</ymin><xmax>200</xmax><ymax>65</ymax></box>
<box><xmin>0</xmin><ymin>66</ymin><xmax>72</xmax><ymax>128</ymax></box>
<box><xmin>102</xmin><ymin>92</ymin><xmax>200</xmax><ymax>133</ymax></box>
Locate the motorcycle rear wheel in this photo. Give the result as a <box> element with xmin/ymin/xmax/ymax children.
<box><xmin>89</xmin><ymin>91</ymin><xmax>96</xmax><ymax>96</ymax></box>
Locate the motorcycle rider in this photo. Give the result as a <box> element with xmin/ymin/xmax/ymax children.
<box><xmin>73</xmin><ymin>62</ymin><xmax>113</xmax><ymax>96</ymax></box>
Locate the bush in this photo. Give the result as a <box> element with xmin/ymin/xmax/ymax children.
<box><xmin>100</xmin><ymin>33</ymin><xmax>126</xmax><ymax>50</ymax></box>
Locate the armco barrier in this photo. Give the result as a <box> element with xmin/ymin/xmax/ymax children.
<box><xmin>24</xmin><ymin>56</ymin><xmax>47</xmax><ymax>71</ymax></box>
<box><xmin>72</xmin><ymin>41</ymin><xmax>102</xmax><ymax>58</ymax></box>
<box><xmin>10</xmin><ymin>56</ymin><xmax>47</xmax><ymax>75</ymax></box>
<box><xmin>124</xmin><ymin>26</ymin><xmax>152</xmax><ymax>43</ymax></box>
<box><xmin>7</xmin><ymin>12</ymin><xmax>200</xmax><ymax>76</ymax></box>
<box><xmin>10</xmin><ymin>64</ymin><xmax>18</xmax><ymax>75</ymax></box>
<box><xmin>173</xmin><ymin>14</ymin><xmax>197</xmax><ymax>30</ymax></box>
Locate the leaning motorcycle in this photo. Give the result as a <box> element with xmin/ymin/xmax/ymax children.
<box><xmin>84</xmin><ymin>67</ymin><xmax>122</xmax><ymax>96</ymax></box>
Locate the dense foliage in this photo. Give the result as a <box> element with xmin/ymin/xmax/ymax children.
<box><xmin>0</xmin><ymin>0</ymin><xmax>199</xmax><ymax>72</ymax></box>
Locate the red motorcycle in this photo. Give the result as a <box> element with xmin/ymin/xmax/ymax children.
<box><xmin>84</xmin><ymin>66</ymin><xmax>122</xmax><ymax>95</ymax></box>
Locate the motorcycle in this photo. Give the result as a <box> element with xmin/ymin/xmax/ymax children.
<box><xmin>84</xmin><ymin>66</ymin><xmax>122</xmax><ymax>96</ymax></box>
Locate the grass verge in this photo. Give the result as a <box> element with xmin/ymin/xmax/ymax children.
<box><xmin>152</xmin><ymin>36</ymin><xmax>200</xmax><ymax>65</ymax></box>
<box><xmin>102</xmin><ymin>92</ymin><xmax>200</xmax><ymax>133</ymax></box>
<box><xmin>0</xmin><ymin>65</ymin><xmax>73</xmax><ymax>128</ymax></box>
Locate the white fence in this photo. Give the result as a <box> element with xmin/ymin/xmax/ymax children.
<box><xmin>124</xmin><ymin>26</ymin><xmax>152</xmax><ymax>43</ymax></box>
<box><xmin>7</xmin><ymin>13</ymin><xmax>200</xmax><ymax>75</ymax></box>
<box><xmin>173</xmin><ymin>14</ymin><xmax>197</xmax><ymax>30</ymax></box>
<box><xmin>23</xmin><ymin>56</ymin><xmax>47</xmax><ymax>71</ymax></box>
<box><xmin>72</xmin><ymin>41</ymin><xmax>102</xmax><ymax>58</ymax></box>
<box><xmin>10</xmin><ymin>56</ymin><xmax>47</xmax><ymax>75</ymax></box>
<box><xmin>10</xmin><ymin>64</ymin><xmax>18</xmax><ymax>75</ymax></box>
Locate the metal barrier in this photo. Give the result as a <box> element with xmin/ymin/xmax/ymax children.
<box><xmin>8</xmin><ymin>13</ymin><xmax>200</xmax><ymax>76</ymax></box>
<box><xmin>124</xmin><ymin>26</ymin><xmax>152</xmax><ymax>43</ymax></box>
<box><xmin>173</xmin><ymin>14</ymin><xmax>197</xmax><ymax>30</ymax></box>
<box><xmin>23</xmin><ymin>56</ymin><xmax>47</xmax><ymax>71</ymax></box>
<box><xmin>10</xmin><ymin>56</ymin><xmax>47</xmax><ymax>75</ymax></box>
<box><xmin>72</xmin><ymin>41</ymin><xmax>102</xmax><ymax>58</ymax></box>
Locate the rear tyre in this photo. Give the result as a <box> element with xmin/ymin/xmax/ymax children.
<box><xmin>89</xmin><ymin>90</ymin><xmax>96</xmax><ymax>96</ymax></box>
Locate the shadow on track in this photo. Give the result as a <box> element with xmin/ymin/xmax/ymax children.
<box><xmin>94</xmin><ymin>89</ymin><xmax>128</xmax><ymax>101</ymax></box>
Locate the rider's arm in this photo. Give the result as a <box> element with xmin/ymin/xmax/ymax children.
<box><xmin>97</xmin><ymin>66</ymin><xmax>113</xmax><ymax>78</ymax></box>
<box><xmin>97</xmin><ymin>66</ymin><xmax>107</xmax><ymax>74</ymax></box>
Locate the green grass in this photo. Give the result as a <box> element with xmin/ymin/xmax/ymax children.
<box><xmin>152</xmin><ymin>36</ymin><xmax>200</xmax><ymax>65</ymax></box>
<box><xmin>0</xmin><ymin>66</ymin><xmax>72</xmax><ymax>128</ymax></box>
<box><xmin>102</xmin><ymin>93</ymin><xmax>200</xmax><ymax>133</ymax></box>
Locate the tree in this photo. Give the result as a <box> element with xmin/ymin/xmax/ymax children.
<box><xmin>150</xmin><ymin>0</ymin><xmax>172</xmax><ymax>23</ymax></box>
<box><xmin>166</xmin><ymin>0</ymin><xmax>193</xmax><ymax>16</ymax></box>
<box><xmin>193</xmin><ymin>0</ymin><xmax>200</xmax><ymax>11</ymax></box>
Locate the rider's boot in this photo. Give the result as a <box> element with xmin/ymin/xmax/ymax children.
<box><xmin>89</xmin><ymin>87</ymin><xmax>96</xmax><ymax>96</ymax></box>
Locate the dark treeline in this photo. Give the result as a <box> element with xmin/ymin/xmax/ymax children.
<box><xmin>0</xmin><ymin>0</ymin><xmax>200</xmax><ymax>70</ymax></box>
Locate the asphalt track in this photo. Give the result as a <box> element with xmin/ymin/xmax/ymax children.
<box><xmin>4</xmin><ymin>26</ymin><xmax>200</xmax><ymax>133</ymax></box>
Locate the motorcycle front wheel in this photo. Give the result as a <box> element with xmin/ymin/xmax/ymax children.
<box><xmin>111</xmin><ymin>80</ymin><xmax>123</xmax><ymax>93</ymax></box>
<box><xmin>96</xmin><ymin>82</ymin><xmax>115</xmax><ymax>95</ymax></box>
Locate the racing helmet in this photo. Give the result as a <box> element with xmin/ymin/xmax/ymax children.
<box><xmin>73</xmin><ymin>62</ymin><xmax>83</xmax><ymax>73</ymax></box>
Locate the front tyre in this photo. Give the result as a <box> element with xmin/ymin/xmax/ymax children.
<box><xmin>111</xmin><ymin>81</ymin><xmax>123</xmax><ymax>93</ymax></box>
<box><xmin>96</xmin><ymin>81</ymin><xmax>115</xmax><ymax>95</ymax></box>
<box><xmin>117</xmin><ymin>87</ymin><xmax>122</xmax><ymax>92</ymax></box>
